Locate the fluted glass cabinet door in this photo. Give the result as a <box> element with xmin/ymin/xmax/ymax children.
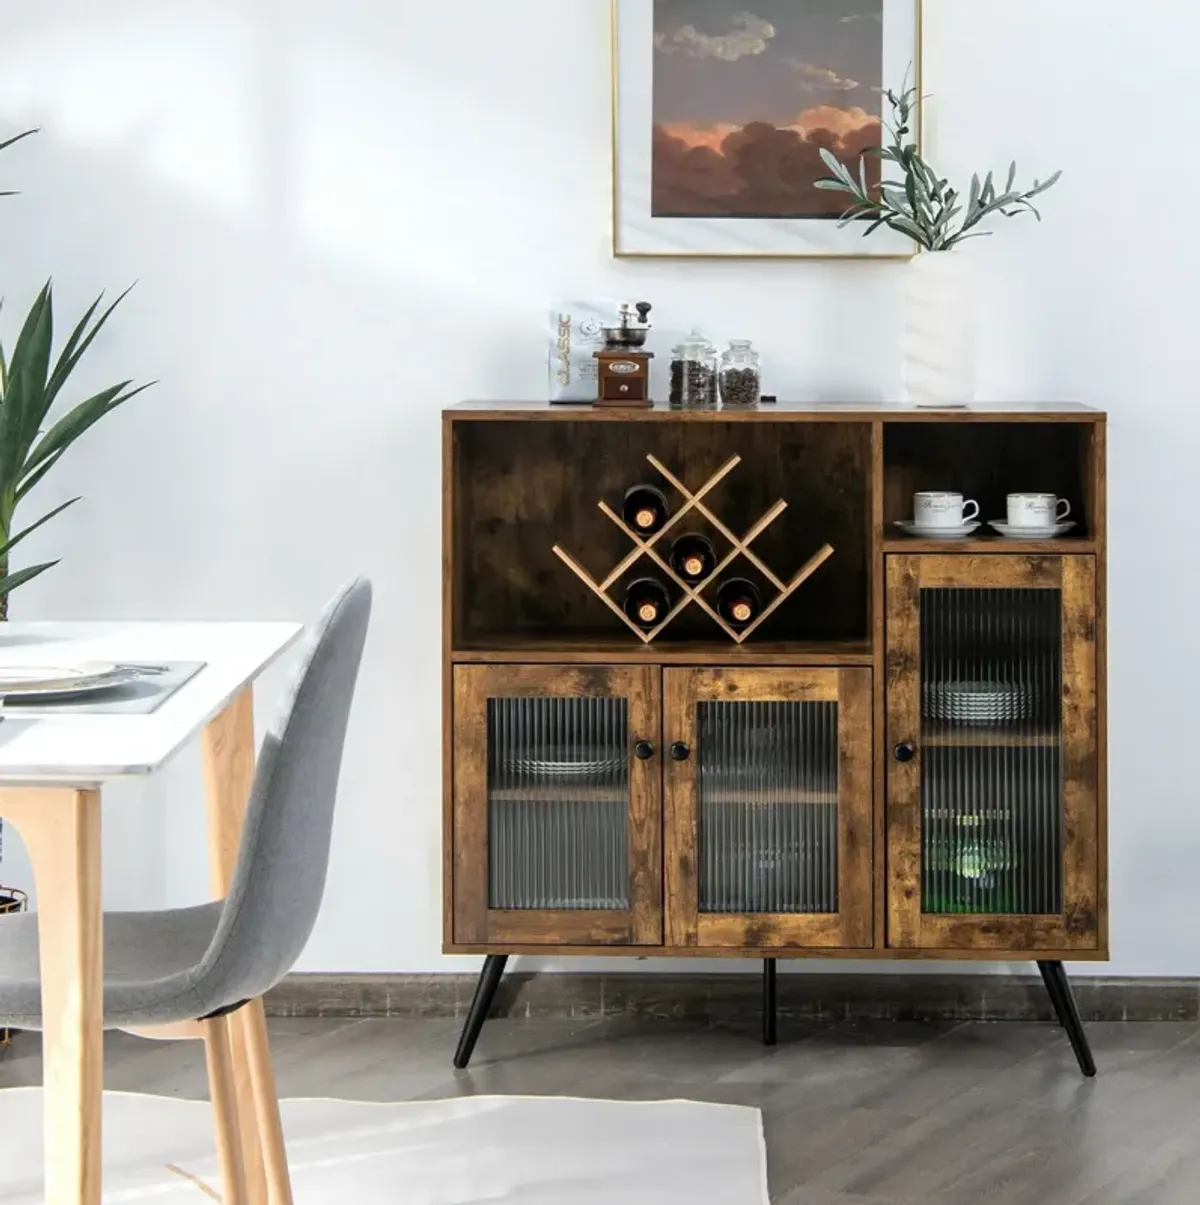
<box><xmin>664</xmin><ymin>668</ymin><xmax>873</xmax><ymax>949</ymax></box>
<box><xmin>452</xmin><ymin>665</ymin><xmax>661</xmax><ymax>946</ymax></box>
<box><xmin>886</xmin><ymin>556</ymin><xmax>1100</xmax><ymax>952</ymax></box>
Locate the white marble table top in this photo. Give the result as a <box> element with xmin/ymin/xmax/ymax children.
<box><xmin>0</xmin><ymin>622</ymin><xmax>303</xmax><ymax>784</ymax></box>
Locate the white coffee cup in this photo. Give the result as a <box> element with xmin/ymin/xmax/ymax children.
<box><xmin>914</xmin><ymin>491</ymin><xmax>980</xmax><ymax>528</ymax></box>
<box><xmin>1007</xmin><ymin>493</ymin><xmax>1071</xmax><ymax>528</ymax></box>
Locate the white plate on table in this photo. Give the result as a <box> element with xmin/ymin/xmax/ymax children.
<box><xmin>0</xmin><ymin>662</ymin><xmax>141</xmax><ymax>699</ymax></box>
<box><xmin>987</xmin><ymin>520</ymin><xmax>1076</xmax><ymax>540</ymax></box>
<box><xmin>893</xmin><ymin>520</ymin><xmax>981</xmax><ymax>540</ymax></box>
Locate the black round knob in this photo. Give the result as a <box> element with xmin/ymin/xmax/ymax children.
<box><xmin>670</xmin><ymin>742</ymin><xmax>691</xmax><ymax>762</ymax></box>
<box><xmin>894</xmin><ymin>742</ymin><xmax>916</xmax><ymax>763</ymax></box>
<box><xmin>634</xmin><ymin>740</ymin><xmax>655</xmax><ymax>761</ymax></box>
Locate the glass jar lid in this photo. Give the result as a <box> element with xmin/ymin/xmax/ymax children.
<box><xmin>722</xmin><ymin>339</ymin><xmax>759</xmax><ymax>364</ymax></box>
<box><xmin>678</xmin><ymin>329</ymin><xmax>717</xmax><ymax>358</ymax></box>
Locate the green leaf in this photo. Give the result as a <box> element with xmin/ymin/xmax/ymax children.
<box><xmin>15</xmin><ymin>448</ymin><xmax>65</xmax><ymax>503</ymax></box>
<box><xmin>0</xmin><ymin>128</ymin><xmax>37</xmax><ymax>154</ymax></box>
<box><xmin>881</xmin><ymin>186</ymin><xmax>910</xmax><ymax>213</ymax></box>
<box><xmin>884</xmin><ymin>214</ymin><xmax>930</xmax><ymax>246</ymax></box>
<box><xmin>813</xmin><ymin>178</ymin><xmax>854</xmax><ymax>192</ymax></box>
<box><xmin>1006</xmin><ymin>160</ymin><xmax>1017</xmax><ymax>193</ymax></box>
<box><xmin>945</xmin><ymin>230</ymin><xmax>994</xmax><ymax>248</ymax></box>
<box><xmin>1026</xmin><ymin>170</ymin><xmax>1063</xmax><ymax>198</ymax></box>
<box><xmin>817</xmin><ymin>147</ymin><xmax>854</xmax><ymax>187</ymax></box>
<box><xmin>0</xmin><ymin>559</ymin><xmax>59</xmax><ymax>599</ymax></box>
<box><xmin>0</xmin><ymin>497</ymin><xmax>80</xmax><ymax>559</ymax></box>
<box><xmin>837</xmin><ymin>203</ymin><xmax>879</xmax><ymax>227</ymax></box>
<box><xmin>43</xmin><ymin>286</ymin><xmax>135</xmax><ymax>419</ymax></box>
<box><xmin>0</xmin><ymin>283</ymin><xmax>54</xmax><ymax>491</ymax></box>
<box><xmin>21</xmin><ymin>380</ymin><xmax>155</xmax><ymax>477</ymax></box>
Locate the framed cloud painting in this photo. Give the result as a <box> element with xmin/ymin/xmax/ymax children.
<box><xmin>612</xmin><ymin>0</ymin><xmax>922</xmax><ymax>258</ymax></box>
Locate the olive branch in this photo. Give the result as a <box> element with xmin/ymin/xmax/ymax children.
<box><xmin>814</xmin><ymin>79</ymin><xmax>1062</xmax><ymax>252</ymax></box>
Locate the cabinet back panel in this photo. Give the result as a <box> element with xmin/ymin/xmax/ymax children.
<box><xmin>453</xmin><ymin>420</ymin><xmax>870</xmax><ymax>644</ymax></box>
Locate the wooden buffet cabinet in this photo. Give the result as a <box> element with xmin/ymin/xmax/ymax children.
<box><xmin>443</xmin><ymin>401</ymin><xmax>1107</xmax><ymax>1075</ymax></box>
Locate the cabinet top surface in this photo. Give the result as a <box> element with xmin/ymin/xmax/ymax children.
<box><xmin>445</xmin><ymin>400</ymin><xmax>1105</xmax><ymax>421</ymax></box>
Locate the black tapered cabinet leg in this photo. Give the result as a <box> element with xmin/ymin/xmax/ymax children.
<box><xmin>454</xmin><ymin>954</ymin><xmax>508</xmax><ymax>1069</ymax></box>
<box><xmin>1038</xmin><ymin>961</ymin><xmax>1096</xmax><ymax>1077</ymax></box>
<box><xmin>763</xmin><ymin>959</ymin><xmax>778</xmax><ymax>1046</ymax></box>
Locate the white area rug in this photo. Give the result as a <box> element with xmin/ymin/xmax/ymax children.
<box><xmin>0</xmin><ymin>1090</ymin><xmax>769</xmax><ymax>1203</ymax></box>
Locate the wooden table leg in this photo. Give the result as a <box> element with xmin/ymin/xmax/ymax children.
<box><xmin>201</xmin><ymin>688</ymin><xmax>293</xmax><ymax>1205</ymax></box>
<box><xmin>2</xmin><ymin>788</ymin><xmax>103</xmax><ymax>1205</ymax></box>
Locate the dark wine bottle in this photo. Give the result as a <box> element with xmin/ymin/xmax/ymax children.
<box><xmin>623</xmin><ymin>577</ymin><xmax>670</xmax><ymax>630</ymax></box>
<box><xmin>622</xmin><ymin>484</ymin><xmax>669</xmax><ymax>535</ymax></box>
<box><xmin>670</xmin><ymin>533</ymin><xmax>716</xmax><ymax>584</ymax></box>
<box><xmin>717</xmin><ymin>578</ymin><xmax>762</xmax><ymax>628</ymax></box>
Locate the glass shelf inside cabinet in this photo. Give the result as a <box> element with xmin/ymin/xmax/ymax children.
<box><xmin>486</xmin><ymin>696</ymin><xmax>629</xmax><ymax>911</ymax></box>
<box><xmin>919</xmin><ymin>588</ymin><xmax>1064</xmax><ymax>916</ymax></box>
<box><xmin>697</xmin><ymin>700</ymin><xmax>838</xmax><ymax>915</ymax></box>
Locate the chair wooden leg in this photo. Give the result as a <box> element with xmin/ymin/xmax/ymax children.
<box><xmin>205</xmin><ymin>1014</ymin><xmax>249</xmax><ymax>1205</ymax></box>
<box><xmin>242</xmin><ymin>1000</ymin><xmax>294</xmax><ymax>1204</ymax></box>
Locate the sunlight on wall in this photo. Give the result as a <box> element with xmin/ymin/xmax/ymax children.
<box><xmin>3</xmin><ymin>3</ymin><xmax>552</xmax><ymax>305</ymax></box>
<box><xmin>1</xmin><ymin>8</ymin><xmax>257</xmax><ymax>216</ymax></box>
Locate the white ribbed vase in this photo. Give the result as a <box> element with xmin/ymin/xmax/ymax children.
<box><xmin>902</xmin><ymin>251</ymin><xmax>977</xmax><ymax>408</ymax></box>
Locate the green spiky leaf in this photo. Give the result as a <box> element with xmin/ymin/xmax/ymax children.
<box><xmin>22</xmin><ymin>380</ymin><xmax>155</xmax><ymax>479</ymax></box>
<box><xmin>0</xmin><ymin>559</ymin><xmax>59</xmax><ymax>599</ymax></box>
<box><xmin>0</xmin><ymin>497</ymin><xmax>80</xmax><ymax>559</ymax></box>
<box><xmin>0</xmin><ymin>273</ymin><xmax>154</xmax><ymax>608</ymax></box>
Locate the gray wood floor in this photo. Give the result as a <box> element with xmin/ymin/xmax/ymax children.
<box><xmin>3</xmin><ymin>1015</ymin><xmax>1199</xmax><ymax>1203</ymax></box>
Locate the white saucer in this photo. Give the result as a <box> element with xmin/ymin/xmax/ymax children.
<box><xmin>894</xmin><ymin>520</ymin><xmax>981</xmax><ymax>540</ymax></box>
<box><xmin>987</xmin><ymin>521</ymin><xmax>1076</xmax><ymax>540</ymax></box>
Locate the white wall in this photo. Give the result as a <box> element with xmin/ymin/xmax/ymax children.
<box><xmin>0</xmin><ymin>0</ymin><xmax>1193</xmax><ymax>977</ymax></box>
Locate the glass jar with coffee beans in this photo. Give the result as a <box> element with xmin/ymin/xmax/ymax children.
<box><xmin>719</xmin><ymin>339</ymin><xmax>762</xmax><ymax>407</ymax></box>
<box><xmin>668</xmin><ymin>332</ymin><xmax>718</xmax><ymax>409</ymax></box>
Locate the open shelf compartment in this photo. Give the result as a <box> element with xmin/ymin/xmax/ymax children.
<box><xmin>449</xmin><ymin>418</ymin><xmax>872</xmax><ymax>652</ymax></box>
<box><xmin>883</xmin><ymin>421</ymin><xmax>1101</xmax><ymax>546</ymax></box>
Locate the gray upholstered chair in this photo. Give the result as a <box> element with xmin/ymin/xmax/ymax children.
<box><xmin>0</xmin><ymin>578</ymin><xmax>372</xmax><ymax>1203</ymax></box>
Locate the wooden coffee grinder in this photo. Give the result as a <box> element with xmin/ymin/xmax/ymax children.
<box><xmin>594</xmin><ymin>301</ymin><xmax>654</xmax><ymax>408</ymax></box>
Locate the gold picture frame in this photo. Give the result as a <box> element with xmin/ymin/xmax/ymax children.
<box><xmin>612</xmin><ymin>0</ymin><xmax>925</xmax><ymax>260</ymax></box>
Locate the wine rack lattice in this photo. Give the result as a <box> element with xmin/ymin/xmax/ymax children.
<box><xmin>552</xmin><ymin>454</ymin><xmax>835</xmax><ymax>645</ymax></box>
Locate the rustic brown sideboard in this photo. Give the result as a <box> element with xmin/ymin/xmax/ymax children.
<box><xmin>442</xmin><ymin>401</ymin><xmax>1107</xmax><ymax>1075</ymax></box>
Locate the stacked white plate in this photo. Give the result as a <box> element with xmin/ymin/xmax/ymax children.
<box><xmin>923</xmin><ymin>679</ymin><xmax>1037</xmax><ymax>725</ymax></box>
<box><xmin>506</xmin><ymin>753</ymin><xmax>625</xmax><ymax>780</ymax></box>
<box><xmin>0</xmin><ymin>662</ymin><xmax>141</xmax><ymax>699</ymax></box>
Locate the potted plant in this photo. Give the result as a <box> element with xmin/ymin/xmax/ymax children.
<box><xmin>815</xmin><ymin>82</ymin><xmax>1062</xmax><ymax>407</ymax></box>
<box><xmin>1</xmin><ymin>128</ymin><xmax>152</xmax><ymax>617</ymax></box>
